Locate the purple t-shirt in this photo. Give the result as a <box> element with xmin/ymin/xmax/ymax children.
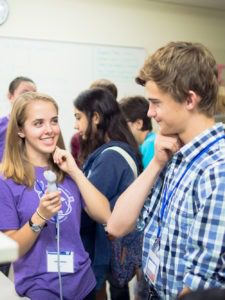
<box><xmin>0</xmin><ymin>116</ymin><xmax>9</xmax><ymax>161</ymax></box>
<box><xmin>0</xmin><ymin>167</ymin><xmax>95</xmax><ymax>300</ymax></box>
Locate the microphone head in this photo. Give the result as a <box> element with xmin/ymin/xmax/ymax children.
<box><xmin>43</xmin><ymin>170</ymin><xmax>57</xmax><ymax>183</ymax></box>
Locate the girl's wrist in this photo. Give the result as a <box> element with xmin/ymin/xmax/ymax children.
<box><xmin>33</xmin><ymin>210</ymin><xmax>48</xmax><ymax>226</ymax></box>
<box><xmin>36</xmin><ymin>208</ymin><xmax>49</xmax><ymax>221</ymax></box>
<box><xmin>70</xmin><ymin>167</ymin><xmax>83</xmax><ymax>181</ymax></box>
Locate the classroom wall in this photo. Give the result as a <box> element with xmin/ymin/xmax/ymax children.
<box><xmin>1</xmin><ymin>0</ymin><xmax>225</xmax><ymax>61</ymax></box>
<box><xmin>1</xmin><ymin>0</ymin><xmax>225</xmax><ymax>144</ymax></box>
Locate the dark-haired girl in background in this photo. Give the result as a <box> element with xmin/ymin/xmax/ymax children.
<box><xmin>74</xmin><ymin>88</ymin><xmax>142</xmax><ymax>300</ymax></box>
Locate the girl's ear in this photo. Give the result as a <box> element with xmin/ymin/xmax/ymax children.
<box><xmin>135</xmin><ymin>119</ymin><xmax>144</xmax><ymax>130</ymax></box>
<box><xmin>18</xmin><ymin>128</ymin><xmax>25</xmax><ymax>138</ymax></box>
<box><xmin>92</xmin><ymin>112</ymin><xmax>100</xmax><ymax>125</ymax></box>
<box><xmin>18</xmin><ymin>132</ymin><xmax>25</xmax><ymax>138</ymax></box>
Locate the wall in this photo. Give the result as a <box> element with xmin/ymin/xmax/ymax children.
<box><xmin>1</xmin><ymin>0</ymin><xmax>225</xmax><ymax>145</ymax></box>
<box><xmin>1</xmin><ymin>0</ymin><xmax>224</xmax><ymax>60</ymax></box>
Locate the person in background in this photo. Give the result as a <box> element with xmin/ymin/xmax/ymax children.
<box><xmin>120</xmin><ymin>96</ymin><xmax>156</xmax><ymax>169</ymax></box>
<box><xmin>74</xmin><ymin>87</ymin><xmax>141</xmax><ymax>300</ymax></box>
<box><xmin>0</xmin><ymin>76</ymin><xmax>36</xmax><ymax>277</ymax></box>
<box><xmin>70</xmin><ymin>79</ymin><xmax>117</xmax><ymax>166</ymax></box>
<box><xmin>0</xmin><ymin>91</ymin><xmax>111</xmax><ymax>300</ymax></box>
<box><xmin>90</xmin><ymin>78</ymin><xmax>118</xmax><ymax>99</ymax></box>
<box><xmin>107</xmin><ymin>41</ymin><xmax>225</xmax><ymax>299</ymax></box>
<box><xmin>120</xmin><ymin>95</ymin><xmax>156</xmax><ymax>300</ymax></box>
<box><xmin>0</xmin><ymin>76</ymin><xmax>37</xmax><ymax>161</ymax></box>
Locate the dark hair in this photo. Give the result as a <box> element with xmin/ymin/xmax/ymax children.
<box><xmin>136</xmin><ymin>41</ymin><xmax>218</xmax><ymax>117</ymax></box>
<box><xmin>120</xmin><ymin>96</ymin><xmax>152</xmax><ymax>131</ymax></box>
<box><xmin>180</xmin><ymin>288</ymin><xmax>225</xmax><ymax>300</ymax></box>
<box><xmin>73</xmin><ymin>88</ymin><xmax>139</xmax><ymax>163</ymax></box>
<box><xmin>8</xmin><ymin>76</ymin><xmax>35</xmax><ymax>95</ymax></box>
<box><xmin>90</xmin><ymin>79</ymin><xmax>118</xmax><ymax>99</ymax></box>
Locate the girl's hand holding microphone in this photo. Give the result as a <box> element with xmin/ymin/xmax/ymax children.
<box><xmin>36</xmin><ymin>190</ymin><xmax>62</xmax><ymax>222</ymax></box>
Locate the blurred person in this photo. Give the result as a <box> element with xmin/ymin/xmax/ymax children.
<box><xmin>70</xmin><ymin>79</ymin><xmax>117</xmax><ymax>167</ymax></box>
<box><xmin>120</xmin><ymin>95</ymin><xmax>156</xmax><ymax>168</ymax></box>
<box><xmin>0</xmin><ymin>76</ymin><xmax>37</xmax><ymax>161</ymax></box>
<box><xmin>74</xmin><ymin>88</ymin><xmax>142</xmax><ymax>300</ymax></box>
<box><xmin>0</xmin><ymin>76</ymin><xmax>36</xmax><ymax>277</ymax></box>
<box><xmin>120</xmin><ymin>95</ymin><xmax>156</xmax><ymax>300</ymax></box>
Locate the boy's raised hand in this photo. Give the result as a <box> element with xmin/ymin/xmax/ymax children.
<box><xmin>154</xmin><ymin>133</ymin><xmax>182</xmax><ymax>168</ymax></box>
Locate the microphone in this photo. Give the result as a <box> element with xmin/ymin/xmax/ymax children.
<box><xmin>44</xmin><ymin>170</ymin><xmax>59</xmax><ymax>240</ymax></box>
<box><xmin>43</xmin><ymin>170</ymin><xmax>57</xmax><ymax>192</ymax></box>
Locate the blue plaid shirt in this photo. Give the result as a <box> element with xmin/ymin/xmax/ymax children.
<box><xmin>138</xmin><ymin>123</ymin><xmax>225</xmax><ymax>299</ymax></box>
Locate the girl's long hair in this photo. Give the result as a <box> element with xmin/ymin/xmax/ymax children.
<box><xmin>74</xmin><ymin>88</ymin><xmax>140</xmax><ymax>165</ymax></box>
<box><xmin>0</xmin><ymin>92</ymin><xmax>65</xmax><ymax>187</ymax></box>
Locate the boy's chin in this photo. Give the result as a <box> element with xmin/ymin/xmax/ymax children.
<box><xmin>160</xmin><ymin>126</ymin><xmax>176</xmax><ymax>136</ymax></box>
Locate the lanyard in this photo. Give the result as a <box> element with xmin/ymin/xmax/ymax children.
<box><xmin>36</xmin><ymin>180</ymin><xmax>45</xmax><ymax>196</ymax></box>
<box><xmin>156</xmin><ymin>135</ymin><xmax>225</xmax><ymax>239</ymax></box>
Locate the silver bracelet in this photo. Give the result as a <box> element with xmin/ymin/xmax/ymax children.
<box><xmin>36</xmin><ymin>209</ymin><xmax>48</xmax><ymax>221</ymax></box>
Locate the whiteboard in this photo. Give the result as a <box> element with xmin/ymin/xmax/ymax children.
<box><xmin>0</xmin><ymin>36</ymin><xmax>146</xmax><ymax>148</ymax></box>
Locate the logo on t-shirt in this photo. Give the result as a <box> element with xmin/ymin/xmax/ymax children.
<box><xmin>34</xmin><ymin>181</ymin><xmax>75</xmax><ymax>223</ymax></box>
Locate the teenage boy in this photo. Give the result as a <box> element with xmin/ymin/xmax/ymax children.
<box><xmin>107</xmin><ymin>41</ymin><xmax>225</xmax><ymax>299</ymax></box>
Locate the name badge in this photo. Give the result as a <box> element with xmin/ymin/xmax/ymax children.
<box><xmin>146</xmin><ymin>249</ymin><xmax>159</xmax><ymax>285</ymax></box>
<box><xmin>47</xmin><ymin>250</ymin><xmax>74</xmax><ymax>273</ymax></box>
<box><xmin>146</xmin><ymin>238</ymin><xmax>160</xmax><ymax>285</ymax></box>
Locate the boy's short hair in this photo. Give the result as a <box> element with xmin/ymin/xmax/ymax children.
<box><xmin>136</xmin><ymin>41</ymin><xmax>218</xmax><ymax>117</ymax></box>
<box><xmin>120</xmin><ymin>96</ymin><xmax>152</xmax><ymax>131</ymax></box>
<box><xmin>8</xmin><ymin>76</ymin><xmax>35</xmax><ymax>94</ymax></box>
<box><xmin>90</xmin><ymin>79</ymin><xmax>118</xmax><ymax>99</ymax></box>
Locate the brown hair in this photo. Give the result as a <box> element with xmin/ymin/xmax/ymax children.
<box><xmin>0</xmin><ymin>92</ymin><xmax>65</xmax><ymax>187</ymax></box>
<box><xmin>215</xmin><ymin>94</ymin><xmax>225</xmax><ymax>114</ymax></box>
<box><xmin>136</xmin><ymin>41</ymin><xmax>218</xmax><ymax>117</ymax></box>
<box><xmin>120</xmin><ymin>96</ymin><xmax>152</xmax><ymax>131</ymax></box>
<box><xmin>8</xmin><ymin>76</ymin><xmax>36</xmax><ymax>95</ymax></box>
<box><xmin>90</xmin><ymin>79</ymin><xmax>118</xmax><ymax>99</ymax></box>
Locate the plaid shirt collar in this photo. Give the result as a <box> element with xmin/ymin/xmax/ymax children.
<box><xmin>174</xmin><ymin>122</ymin><xmax>225</xmax><ymax>164</ymax></box>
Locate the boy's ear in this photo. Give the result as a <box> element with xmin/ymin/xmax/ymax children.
<box><xmin>8</xmin><ymin>92</ymin><xmax>14</xmax><ymax>103</ymax></box>
<box><xmin>186</xmin><ymin>90</ymin><xmax>201</xmax><ymax>111</ymax></box>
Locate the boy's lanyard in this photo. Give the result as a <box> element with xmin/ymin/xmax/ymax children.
<box><xmin>156</xmin><ymin>135</ymin><xmax>225</xmax><ymax>240</ymax></box>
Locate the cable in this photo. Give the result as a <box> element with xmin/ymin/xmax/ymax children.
<box><xmin>43</xmin><ymin>170</ymin><xmax>63</xmax><ymax>300</ymax></box>
<box><xmin>56</xmin><ymin>213</ymin><xmax>63</xmax><ymax>300</ymax></box>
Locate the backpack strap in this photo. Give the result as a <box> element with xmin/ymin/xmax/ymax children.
<box><xmin>102</xmin><ymin>146</ymin><xmax>138</xmax><ymax>178</ymax></box>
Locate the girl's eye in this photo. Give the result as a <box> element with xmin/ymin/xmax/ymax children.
<box><xmin>51</xmin><ymin>117</ymin><xmax>58</xmax><ymax>124</ymax></box>
<box><xmin>34</xmin><ymin>120</ymin><xmax>43</xmax><ymax>127</ymax></box>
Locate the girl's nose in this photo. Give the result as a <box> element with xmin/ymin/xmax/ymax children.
<box><xmin>45</xmin><ymin>123</ymin><xmax>53</xmax><ymax>133</ymax></box>
<box><xmin>74</xmin><ymin>120</ymin><xmax>79</xmax><ymax>130</ymax></box>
